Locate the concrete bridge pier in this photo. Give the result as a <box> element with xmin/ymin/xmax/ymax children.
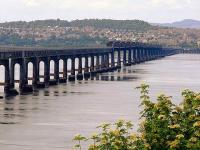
<box><xmin>126</xmin><ymin>49</ymin><xmax>132</xmax><ymax>66</ymax></box>
<box><xmin>117</xmin><ymin>50</ymin><xmax>121</xmax><ymax>68</ymax></box>
<box><xmin>155</xmin><ymin>50</ymin><xmax>159</xmax><ymax>58</ymax></box>
<box><xmin>90</xmin><ymin>55</ymin><xmax>97</xmax><ymax>76</ymax></box>
<box><xmin>99</xmin><ymin>54</ymin><xmax>106</xmax><ymax>73</ymax></box>
<box><xmin>135</xmin><ymin>49</ymin><xmax>140</xmax><ymax>63</ymax></box>
<box><xmin>149</xmin><ymin>49</ymin><xmax>153</xmax><ymax>60</ymax></box>
<box><xmin>123</xmin><ymin>50</ymin><xmax>127</xmax><ymax>66</ymax></box>
<box><xmin>32</xmin><ymin>58</ymin><xmax>39</xmax><ymax>88</ymax></box>
<box><xmin>84</xmin><ymin>56</ymin><xmax>90</xmax><ymax>79</ymax></box>
<box><xmin>69</xmin><ymin>57</ymin><xmax>76</xmax><ymax>81</ymax></box>
<box><xmin>44</xmin><ymin>57</ymin><xmax>50</xmax><ymax>87</ymax></box>
<box><xmin>147</xmin><ymin>49</ymin><xmax>151</xmax><ymax>61</ymax></box>
<box><xmin>77</xmin><ymin>57</ymin><xmax>83</xmax><ymax>80</ymax></box>
<box><xmin>9</xmin><ymin>59</ymin><xmax>15</xmax><ymax>89</ymax></box>
<box><xmin>4</xmin><ymin>60</ymin><xmax>19</xmax><ymax>96</ymax></box>
<box><xmin>131</xmin><ymin>50</ymin><xmax>136</xmax><ymax>64</ymax></box>
<box><xmin>140</xmin><ymin>49</ymin><xmax>145</xmax><ymax>62</ymax></box>
<box><xmin>95</xmin><ymin>54</ymin><xmax>100</xmax><ymax>73</ymax></box>
<box><xmin>110</xmin><ymin>52</ymin><xmax>116</xmax><ymax>70</ymax></box>
<box><xmin>19</xmin><ymin>58</ymin><xmax>33</xmax><ymax>94</ymax></box>
<box><xmin>143</xmin><ymin>49</ymin><xmax>148</xmax><ymax>61</ymax></box>
<box><xmin>151</xmin><ymin>49</ymin><xmax>156</xmax><ymax>60</ymax></box>
<box><xmin>144</xmin><ymin>49</ymin><xmax>148</xmax><ymax>61</ymax></box>
<box><xmin>148</xmin><ymin>50</ymin><xmax>153</xmax><ymax>60</ymax></box>
<box><xmin>105</xmin><ymin>53</ymin><xmax>111</xmax><ymax>72</ymax></box>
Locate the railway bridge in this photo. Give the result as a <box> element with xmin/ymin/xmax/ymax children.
<box><xmin>0</xmin><ymin>42</ymin><xmax>180</xmax><ymax>97</ymax></box>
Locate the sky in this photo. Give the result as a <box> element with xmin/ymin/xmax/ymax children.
<box><xmin>0</xmin><ymin>0</ymin><xmax>199</xmax><ymax>23</ymax></box>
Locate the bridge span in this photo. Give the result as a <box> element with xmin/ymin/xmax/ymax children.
<box><xmin>0</xmin><ymin>43</ymin><xmax>180</xmax><ymax>97</ymax></box>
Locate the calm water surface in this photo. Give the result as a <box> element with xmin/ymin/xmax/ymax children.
<box><xmin>0</xmin><ymin>54</ymin><xmax>200</xmax><ymax>150</ymax></box>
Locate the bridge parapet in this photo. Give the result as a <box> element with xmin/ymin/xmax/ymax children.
<box><xmin>0</xmin><ymin>47</ymin><xmax>113</xmax><ymax>59</ymax></box>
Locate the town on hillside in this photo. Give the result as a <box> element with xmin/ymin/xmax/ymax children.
<box><xmin>0</xmin><ymin>19</ymin><xmax>200</xmax><ymax>48</ymax></box>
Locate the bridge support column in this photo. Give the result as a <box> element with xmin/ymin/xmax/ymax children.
<box><xmin>44</xmin><ymin>57</ymin><xmax>50</xmax><ymax>87</ymax></box>
<box><xmin>98</xmin><ymin>54</ymin><xmax>104</xmax><ymax>73</ymax></box>
<box><xmin>4</xmin><ymin>60</ymin><xmax>19</xmax><ymax>96</ymax></box>
<box><xmin>126</xmin><ymin>49</ymin><xmax>132</xmax><ymax>66</ymax></box>
<box><xmin>91</xmin><ymin>55</ymin><xmax>97</xmax><ymax>76</ymax></box>
<box><xmin>77</xmin><ymin>57</ymin><xmax>83</xmax><ymax>80</ymax></box>
<box><xmin>140</xmin><ymin>49</ymin><xmax>144</xmax><ymax>62</ymax></box>
<box><xmin>69</xmin><ymin>57</ymin><xmax>76</xmax><ymax>81</ymax></box>
<box><xmin>111</xmin><ymin>52</ymin><xmax>115</xmax><ymax>70</ymax></box>
<box><xmin>96</xmin><ymin>55</ymin><xmax>100</xmax><ymax>72</ymax></box>
<box><xmin>10</xmin><ymin>60</ymin><xmax>15</xmax><ymax>89</ymax></box>
<box><xmin>84</xmin><ymin>56</ymin><xmax>90</xmax><ymax>79</ymax></box>
<box><xmin>105</xmin><ymin>53</ymin><xmax>110</xmax><ymax>71</ymax></box>
<box><xmin>151</xmin><ymin>49</ymin><xmax>155</xmax><ymax>60</ymax></box>
<box><xmin>149</xmin><ymin>49</ymin><xmax>152</xmax><ymax>61</ymax></box>
<box><xmin>32</xmin><ymin>58</ymin><xmax>39</xmax><ymax>88</ymax></box>
<box><xmin>123</xmin><ymin>50</ymin><xmax>127</xmax><ymax>65</ymax></box>
<box><xmin>144</xmin><ymin>49</ymin><xmax>147</xmax><ymax>61</ymax></box>
<box><xmin>132</xmin><ymin>49</ymin><xmax>136</xmax><ymax>64</ymax></box>
<box><xmin>117</xmin><ymin>50</ymin><xmax>121</xmax><ymax>68</ymax></box>
<box><xmin>137</xmin><ymin>49</ymin><xmax>141</xmax><ymax>62</ymax></box>
<box><xmin>54</xmin><ymin>58</ymin><xmax>59</xmax><ymax>82</ymax></box>
<box><xmin>19</xmin><ymin>58</ymin><xmax>33</xmax><ymax>94</ymax></box>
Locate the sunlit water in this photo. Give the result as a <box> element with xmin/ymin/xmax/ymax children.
<box><xmin>0</xmin><ymin>54</ymin><xmax>200</xmax><ymax>150</ymax></box>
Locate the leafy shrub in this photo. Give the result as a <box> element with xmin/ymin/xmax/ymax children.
<box><xmin>72</xmin><ymin>84</ymin><xmax>200</xmax><ymax>150</ymax></box>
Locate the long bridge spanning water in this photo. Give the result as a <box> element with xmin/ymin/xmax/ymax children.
<box><xmin>0</xmin><ymin>42</ymin><xmax>183</xmax><ymax>97</ymax></box>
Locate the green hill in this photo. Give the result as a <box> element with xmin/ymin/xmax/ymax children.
<box><xmin>70</xmin><ymin>19</ymin><xmax>153</xmax><ymax>31</ymax></box>
<box><xmin>0</xmin><ymin>19</ymin><xmax>153</xmax><ymax>31</ymax></box>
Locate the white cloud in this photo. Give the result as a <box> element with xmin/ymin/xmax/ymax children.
<box><xmin>149</xmin><ymin>0</ymin><xmax>192</xmax><ymax>9</ymax></box>
<box><xmin>0</xmin><ymin>0</ymin><xmax>199</xmax><ymax>22</ymax></box>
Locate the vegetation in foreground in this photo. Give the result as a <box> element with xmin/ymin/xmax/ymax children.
<box><xmin>72</xmin><ymin>84</ymin><xmax>200</xmax><ymax>150</ymax></box>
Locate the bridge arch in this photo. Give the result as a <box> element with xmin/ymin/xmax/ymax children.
<box><xmin>82</xmin><ymin>57</ymin><xmax>85</xmax><ymax>73</ymax></box>
<box><xmin>27</xmin><ymin>61</ymin><xmax>33</xmax><ymax>85</ymax></box>
<box><xmin>0</xmin><ymin>65</ymin><xmax>5</xmax><ymax>92</ymax></box>
<box><xmin>67</xmin><ymin>58</ymin><xmax>72</xmax><ymax>76</ymax></box>
<box><xmin>75</xmin><ymin>57</ymin><xmax>79</xmax><ymax>75</ymax></box>
<box><xmin>50</xmin><ymin>60</ymin><xmax>55</xmax><ymax>79</ymax></box>
<box><xmin>88</xmin><ymin>56</ymin><xmax>91</xmax><ymax>71</ymax></box>
<box><xmin>14</xmin><ymin>63</ymin><xmax>21</xmax><ymax>88</ymax></box>
<box><xmin>59</xmin><ymin>59</ymin><xmax>64</xmax><ymax>78</ymax></box>
<box><xmin>39</xmin><ymin>61</ymin><xmax>45</xmax><ymax>82</ymax></box>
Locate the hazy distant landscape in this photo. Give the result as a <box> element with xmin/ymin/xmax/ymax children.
<box><xmin>154</xmin><ymin>19</ymin><xmax>200</xmax><ymax>29</ymax></box>
<box><xmin>1</xmin><ymin>19</ymin><xmax>200</xmax><ymax>48</ymax></box>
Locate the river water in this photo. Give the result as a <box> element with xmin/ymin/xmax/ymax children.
<box><xmin>0</xmin><ymin>54</ymin><xmax>200</xmax><ymax>150</ymax></box>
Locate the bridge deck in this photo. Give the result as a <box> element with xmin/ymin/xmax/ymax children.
<box><xmin>0</xmin><ymin>46</ymin><xmax>113</xmax><ymax>59</ymax></box>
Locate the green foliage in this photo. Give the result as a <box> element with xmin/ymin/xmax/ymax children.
<box><xmin>0</xmin><ymin>34</ymin><xmax>36</xmax><ymax>46</ymax></box>
<box><xmin>72</xmin><ymin>84</ymin><xmax>200</xmax><ymax>150</ymax></box>
<box><xmin>0</xmin><ymin>34</ymin><xmax>107</xmax><ymax>47</ymax></box>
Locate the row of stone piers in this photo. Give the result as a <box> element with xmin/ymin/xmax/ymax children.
<box><xmin>0</xmin><ymin>45</ymin><xmax>178</xmax><ymax>97</ymax></box>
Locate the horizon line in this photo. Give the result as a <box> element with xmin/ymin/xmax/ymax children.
<box><xmin>0</xmin><ymin>18</ymin><xmax>199</xmax><ymax>24</ymax></box>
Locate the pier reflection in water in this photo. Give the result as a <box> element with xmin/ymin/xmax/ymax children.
<box><xmin>1</xmin><ymin>54</ymin><xmax>200</xmax><ymax>150</ymax></box>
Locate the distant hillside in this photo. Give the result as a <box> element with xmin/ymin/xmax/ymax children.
<box><xmin>70</xmin><ymin>19</ymin><xmax>153</xmax><ymax>31</ymax></box>
<box><xmin>0</xmin><ymin>19</ymin><xmax>154</xmax><ymax>31</ymax></box>
<box><xmin>154</xmin><ymin>19</ymin><xmax>200</xmax><ymax>29</ymax></box>
<box><xmin>1</xmin><ymin>19</ymin><xmax>200</xmax><ymax>48</ymax></box>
